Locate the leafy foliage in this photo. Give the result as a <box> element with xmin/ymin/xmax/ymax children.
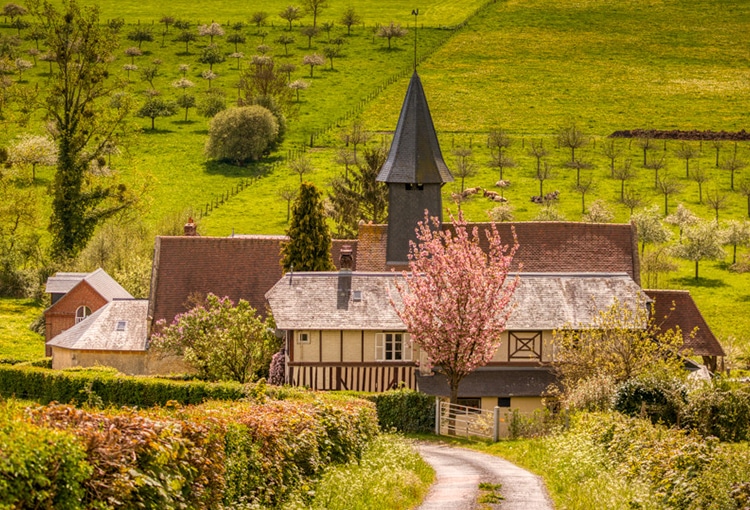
<box><xmin>367</xmin><ymin>387</ymin><xmax>435</xmax><ymax>433</ymax></box>
<box><xmin>280</xmin><ymin>182</ymin><xmax>335</xmax><ymax>271</ymax></box>
<box><xmin>151</xmin><ymin>293</ymin><xmax>278</xmax><ymax>383</ymax></box>
<box><xmin>205</xmin><ymin>105</ymin><xmax>279</xmax><ymax>165</ymax></box>
<box><xmin>612</xmin><ymin>373</ymin><xmax>687</xmax><ymax>426</ymax></box>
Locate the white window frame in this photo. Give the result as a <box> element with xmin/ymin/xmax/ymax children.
<box><xmin>375</xmin><ymin>332</ymin><xmax>412</xmax><ymax>361</ymax></box>
<box><xmin>75</xmin><ymin>305</ymin><xmax>91</xmax><ymax>324</ymax></box>
<box><xmin>297</xmin><ymin>331</ymin><xmax>311</xmax><ymax>344</ymax></box>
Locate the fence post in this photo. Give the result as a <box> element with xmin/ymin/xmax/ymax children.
<box><xmin>493</xmin><ymin>406</ymin><xmax>500</xmax><ymax>442</ymax></box>
<box><xmin>435</xmin><ymin>397</ymin><xmax>441</xmax><ymax>435</ymax></box>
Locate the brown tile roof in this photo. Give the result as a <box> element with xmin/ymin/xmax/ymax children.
<box><xmin>355</xmin><ymin>221</ymin><xmax>640</xmax><ymax>282</ymax></box>
<box><xmin>645</xmin><ymin>289</ymin><xmax>725</xmax><ymax>357</ymax></box>
<box><xmin>149</xmin><ymin>235</ymin><xmax>357</xmax><ymax>327</ymax></box>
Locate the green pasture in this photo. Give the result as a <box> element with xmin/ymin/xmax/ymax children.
<box><xmin>0</xmin><ymin>299</ymin><xmax>44</xmax><ymax>361</ymax></box>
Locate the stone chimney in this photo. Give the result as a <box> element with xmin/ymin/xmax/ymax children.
<box><xmin>184</xmin><ymin>218</ymin><xmax>198</xmax><ymax>236</ymax></box>
<box><xmin>339</xmin><ymin>244</ymin><xmax>353</xmax><ymax>270</ymax></box>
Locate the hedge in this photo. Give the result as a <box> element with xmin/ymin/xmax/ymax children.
<box><xmin>2</xmin><ymin>396</ymin><xmax>380</xmax><ymax>509</ymax></box>
<box><xmin>0</xmin><ymin>364</ymin><xmax>246</xmax><ymax>406</ymax></box>
<box><xmin>367</xmin><ymin>387</ymin><xmax>436</xmax><ymax>433</ymax></box>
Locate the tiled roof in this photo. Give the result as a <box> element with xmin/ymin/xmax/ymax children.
<box><xmin>45</xmin><ymin>272</ymin><xmax>89</xmax><ymax>294</ymax></box>
<box><xmin>149</xmin><ymin>235</ymin><xmax>357</xmax><ymax>327</ymax></box>
<box><xmin>417</xmin><ymin>367</ymin><xmax>558</xmax><ymax>398</ymax></box>
<box><xmin>645</xmin><ymin>289</ymin><xmax>725</xmax><ymax>357</ymax></box>
<box><xmin>355</xmin><ymin>222</ymin><xmax>640</xmax><ymax>281</ymax></box>
<box><xmin>376</xmin><ymin>72</ymin><xmax>453</xmax><ymax>184</ymax></box>
<box><xmin>266</xmin><ymin>272</ymin><xmax>646</xmax><ymax>331</ymax></box>
<box><xmin>47</xmin><ymin>300</ymin><xmax>148</xmax><ymax>351</ymax></box>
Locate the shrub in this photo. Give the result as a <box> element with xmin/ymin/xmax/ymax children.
<box><xmin>559</xmin><ymin>373</ymin><xmax>617</xmax><ymax>412</ymax></box>
<box><xmin>0</xmin><ymin>363</ymin><xmax>247</xmax><ymax>406</ymax></box>
<box><xmin>612</xmin><ymin>374</ymin><xmax>686</xmax><ymax>426</ymax></box>
<box><xmin>0</xmin><ymin>403</ymin><xmax>90</xmax><ymax>509</ymax></box>
<box><xmin>368</xmin><ymin>387</ymin><xmax>435</xmax><ymax>433</ymax></box>
<box><xmin>682</xmin><ymin>378</ymin><xmax>750</xmax><ymax>442</ymax></box>
<box><xmin>205</xmin><ymin>105</ymin><xmax>278</xmax><ymax>164</ymax></box>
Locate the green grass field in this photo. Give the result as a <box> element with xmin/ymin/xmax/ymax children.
<box><xmin>0</xmin><ymin>299</ymin><xmax>45</xmax><ymax>361</ymax></box>
<box><xmin>1</xmin><ymin>0</ymin><xmax>749</xmax><ymax>357</ymax></box>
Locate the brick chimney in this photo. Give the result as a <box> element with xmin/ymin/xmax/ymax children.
<box><xmin>339</xmin><ymin>244</ymin><xmax>353</xmax><ymax>270</ymax></box>
<box><xmin>184</xmin><ymin>218</ymin><xmax>198</xmax><ymax>236</ymax></box>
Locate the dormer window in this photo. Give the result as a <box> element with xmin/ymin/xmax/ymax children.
<box><xmin>75</xmin><ymin>306</ymin><xmax>91</xmax><ymax>323</ymax></box>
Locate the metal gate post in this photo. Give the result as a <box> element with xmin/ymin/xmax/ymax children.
<box><xmin>493</xmin><ymin>406</ymin><xmax>500</xmax><ymax>442</ymax></box>
<box><xmin>435</xmin><ymin>397</ymin><xmax>441</xmax><ymax>435</ymax></box>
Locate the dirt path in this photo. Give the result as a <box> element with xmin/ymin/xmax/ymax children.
<box><xmin>416</xmin><ymin>442</ymin><xmax>554</xmax><ymax>510</ymax></box>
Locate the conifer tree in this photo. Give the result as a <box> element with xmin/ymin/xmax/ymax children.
<box><xmin>280</xmin><ymin>182</ymin><xmax>335</xmax><ymax>271</ymax></box>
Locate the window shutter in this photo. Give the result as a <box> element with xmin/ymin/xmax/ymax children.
<box><xmin>403</xmin><ymin>333</ymin><xmax>412</xmax><ymax>361</ymax></box>
<box><xmin>375</xmin><ymin>333</ymin><xmax>384</xmax><ymax>361</ymax></box>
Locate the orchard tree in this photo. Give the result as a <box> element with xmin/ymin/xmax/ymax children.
<box><xmin>602</xmin><ymin>138</ymin><xmax>623</xmax><ymax>177</ymax></box>
<box><xmin>557</xmin><ymin>122</ymin><xmax>588</xmax><ymax>163</ymax></box>
<box><xmin>275</xmin><ymin>34</ymin><xmax>295</xmax><ymax>56</ymax></box>
<box><xmin>174</xmin><ymin>28</ymin><xmax>196</xmax><ymax>53</ymax></box>
<box><xmin>227</xmin><ymin>32</ymin><xmax>246</xmax><ymax>52</ymax></box>
<box><xmin>302</xmin><ymin>53</ymin><xmax>324</xmax><ymax>77</ymax></box>
<box><xmin>279</xmin><ymin>5</ymin><xmax>302</xmax><ymax>30</ymax></box>
<box><xmin>8</xmin><ymin>133</ymin><xmax>57</xmax><ymax>181</ymax></box>
<box><xmin>377</xmin><ymin>21</ymin><xmax>407</xmax><ymax>49</ymax></box>
<box><xmin>300</xmin><ymin>26</ymin><xmax>319</xmax><ymax>49</ymax></box>
<box><xmin>127</xmin><ymin>25</ymin><xmax>153</xmax><ymax>49</ymax></box>
<box><xmin>280</xmin><ymin>182</ymin><xmax>335</xmax><ymax>271</ymax></box>
<box><xmin>199</xmin><ymin>43</ymin><xmax>226</xmax><ymax>70</ymax></box>
<box><xmin>690</xmin><ymin>163</ymin><xmax>709</xmax><ymax>203</ymax></box>
<box><xmin>205</xmin><ymin>105</ymin><xmax>279</xmax><ymax>165</ymax></box>
<box><xmin>674</xmin><ymin>220</ymin><xmax>726</xmax><ymax>279</ymax></box>
<box><xmin>452</xmin><ymin>147</ymin><xmax>476</xmax><ymax>193</ymax></box>
<box><xmin>198</xmin><ymin>21</ymin><xmax>224</xmax><ymax>43</ymax></box>
<box><xmin>665</xmin><ymin>203</ymin><xmax>698</xmax><ymax>242</ymax></box>
<box><xmin>30</xmin><ymin>0</ymin><xmax>135</xmax><ymax>260</ymax></box>
<box><xmin>250</xmin><ymin>11</ymin><xmax>268</xmax><ymax>27</ymax></box>
<box><xmin>303</xmin><ymin>0</ymin><xmax>327</xmax><ymax>28</ymax></box>
<box><xmin>631</xmin><ymin>205</ymin><xmax>671</xmax><ymax>257</ymax></box>
<box><xmin>277</xmin><ymin>184</ymin><xmax>297</xmax><ymax>223</ymax></box>
<box><xmin>151</xmin><ymin>293</ymin><xmax>278</xmax><ymax>384</ymax></box>
<box><xmin>657</xmin><ymin>175</ymin><xmax>683</xmax><ymax>216</ymax></box>
<box><xmin>739</xmin><ymin>180</ymin><xmax>750</xmax><ymax>218</ymax></box>
<box><xmin>136</xmin><ymin>96</ymin><xmax>177</xmax><ymax>130</ymax></box>
<box><xmin>637</xmin><ymin>135</ymin><xmax>655</xmax><ymax>166</ymax></box>
<box><xmin>613</xmin><ymin>159</ymin><xmax>635</xmax><ymax>202</ymax></box>
<box><xmin>288</xmin><ymin>78</ymin><xmax>308</xmax><ymax>101</ymax></box>
<box><xmin>322</xmin><ymin>45</ymin><xmax>340</xmax><ymax>70</ymax></box>
<box><xmin>393</xmin><ymin>212</ymin><xmax>519</xmax><ymax>405</ymax></box>
<box><xmin>706</xmin><ymin>188</ymin><xmax>729</xmax><ymax>223</ymax></box>
<box><xmin>340</xmin><ymin>7</ymin><xmax>361</xmax><ymax>35</ymax></box>
<box><xmin>674</xmin><ymin>142</ymin><xmax>699</xmax><ymax>178</ymax></box>
<box><xmin>723</xmin><ymin>219</ymin><xmax>750</xmax><ymax>265</ymax></box>
<box><xmin>720</xmin><ymin>149</ymin><xmax>746</xmax><ymax>191</ymax></box>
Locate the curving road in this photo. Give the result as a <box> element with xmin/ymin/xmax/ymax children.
<box><xmin>416</xmin><ymin>442</ymin><xmax>554</xmax><ymax>510</ymax></box>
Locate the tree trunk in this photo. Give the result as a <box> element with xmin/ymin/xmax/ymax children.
<box><xmin>695</xmin><ymin>259</ymin><xmax>699</xmax><ymax>279</ymax></box>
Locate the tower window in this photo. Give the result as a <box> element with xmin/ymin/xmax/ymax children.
<box><xmin>405</xmin><ymin>183</ymin><xmax>425</xmax><ymax>191</ymax></box>
<box><xmin>75</xmin><ymin>306</ymin><xmax>91</xmax><ymax>323</ymax></box>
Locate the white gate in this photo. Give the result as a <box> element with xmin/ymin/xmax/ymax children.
<box><xmin>435</xmin><ymin>399</ymin><xmax>502</xmax><ymax>441</ymax></box>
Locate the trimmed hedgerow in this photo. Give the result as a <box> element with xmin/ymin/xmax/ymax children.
<box><xmin>367</xmin><ymin>387</ymin><xmax>436</xmax><ymax>433</ymax></box>
<box><xmin>5</xmin><ymin>394</ymin><xmax>380</xmax><ymax>509</ymax></box>
<box><xmin>0</xmin><ymin>404</ymin><xmax>91</xmax><ymax>509</ymax></box>
<box><xmin>0</xmin><ymin>364</ymin><xmax>246</xmax><ymax>406</ymax></box>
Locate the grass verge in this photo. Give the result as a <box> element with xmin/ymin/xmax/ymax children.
<box><xmin>0</xmin><ymin>298</ymin><xmax>45</xmax><ymax>362</ymax></box>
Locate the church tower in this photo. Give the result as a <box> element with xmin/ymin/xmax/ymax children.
<box><xmin>376</xmin><ymin>71</ymin><xmax>453</xmax><ymax>265</ymax></box>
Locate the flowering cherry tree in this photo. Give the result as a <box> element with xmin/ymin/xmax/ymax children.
<box><xmin>394</xmin><ymin>211</ymin><xmax>520</xmax><ymax>405</ymax></box>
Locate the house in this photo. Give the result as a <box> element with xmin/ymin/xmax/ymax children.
<box><xmin>47</xmin><ymin>299</ymin><xmax>188</xmax><ymax>375</ymax></box>
<box><xmin>44</xmin><ymin>268</ymin><xmax>132</xmax><ymax>355</ymax></box>
<box><xmin>266</xmin><ymin>268</ymin><xmax>648</xmax><ymax>415</ymax></box>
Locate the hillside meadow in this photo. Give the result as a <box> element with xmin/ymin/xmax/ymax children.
<box><xmin>0</xmin><ymin>0</ymin><xmax>749</xmax><ymax>358</ymax></box>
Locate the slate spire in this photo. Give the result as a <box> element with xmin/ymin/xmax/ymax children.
<box><xmin>377</xmin><ymin>72</ymin><xmax>453</xmax><ymax>266</ymax></box>
<box><xmin>377</xmin><ymin>72</ymin><xmax>453</xmax><ymax>184</ymax></box>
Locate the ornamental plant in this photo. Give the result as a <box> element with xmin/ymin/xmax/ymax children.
<box><xmin>150</xmin><ymin>293</ymin><xmax>278</xmax><ymax>383</ymax></box>
<box><xmin>393</xmin><ymin>211</ymin><xmax>519</xmax><ymax>404</ymax></box>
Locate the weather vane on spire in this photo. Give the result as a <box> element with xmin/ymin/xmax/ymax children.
<box><xmin>412</xmin><ymin>9</ymin><xmax>419</xmax><ymax>70</ymax></box>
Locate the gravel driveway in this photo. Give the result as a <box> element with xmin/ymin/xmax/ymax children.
<box><xmin>416</xmin><ymin>442</ymin><xmax>554</xmax><ymax>510</ymax></box>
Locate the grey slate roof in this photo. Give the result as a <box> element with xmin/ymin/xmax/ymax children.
<box><xmin>47</xmin><ymin>300</ymin><xmax>149</xmax><ymax>351</ymax></box>
<box><xmin>45</xmin><ymin>268</ymin><xmax>133</xmax><ymax>301</ymax></box>
<box><xmin>266</xmin><ymin>272</ymin><xmax>646</xmax><ymax>331</ymax></box>
<box><xmin>376</xmin><ymin>72</ymin><xmax>453</xmax><ymax>184</ymax></box>
<box><xmin>417</xmin><ymin>367</ymin><xmax>558</xmax><ymax>398</ymax></box>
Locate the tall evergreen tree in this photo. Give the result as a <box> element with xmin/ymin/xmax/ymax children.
<box><xmin>280</xmin><ymin>182</ymin><xmax>335</xmax><ymax>271</ymax></box>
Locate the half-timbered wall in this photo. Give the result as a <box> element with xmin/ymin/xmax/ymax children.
<box><xmin>490</xmin><ymin>330</ymin><xmax>554</xmax><ymax>364</ymax></box>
